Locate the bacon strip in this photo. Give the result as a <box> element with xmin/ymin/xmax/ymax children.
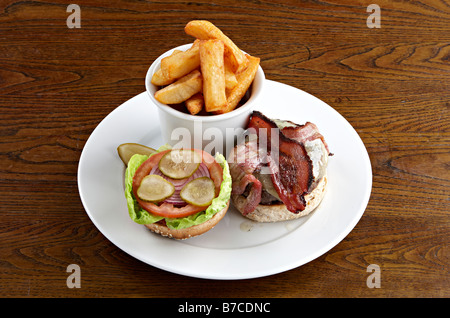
<box><xmin>228</xmin><ymin>137</ymin><xmax>263</xmax><ymax>215</ymax></box>
<box><xmin>281</xmin><ymin>121</ymin><xmax>330</xmax><ymax>154</ymax></box>
<box><xmin>231</xmin><ymin>174</ymin><xmax>262</xmax><ymax>215</ymax></box>
<box><xmin>248</xmin><ymin>111</ymin><xmax>313</xmax><ymax>213</ymax></box>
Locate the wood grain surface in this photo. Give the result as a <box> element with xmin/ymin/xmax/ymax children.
<box><xmin>0</xmin><ymin>0</ymin><xmax>448</xmax><ymax>298</ymax></box>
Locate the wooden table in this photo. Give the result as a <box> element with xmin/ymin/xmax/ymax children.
<box><xmin>1</xmin><ymin>0</ymin><xmax>448</xmax><ymax>299</ymax></box>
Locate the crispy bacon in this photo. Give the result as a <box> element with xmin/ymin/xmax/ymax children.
<box><xmin>228</xmin><ymin>138</ymin><xmax>263</xmax><ymax>216</ymax></box>
<box><xmin>281</xmin><ymin>121</ymin><xmax>330</xmax><ymax>154</ymax></box>
<box><xmin>229</xmin><ymin>111</ymin><xmax>329</xmax><ymax>215</ymax></box>
<box><xmin>248</xmin><ymin>111</ymin><xmax>313</xmax><ymax>213</ymax></box>
<box><xmin>232</xmin><ymin>174</ymin><xmax>262</xmax><ymax>215</ymax></box>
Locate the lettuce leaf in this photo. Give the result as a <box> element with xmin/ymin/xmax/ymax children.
<box><xmin>124</xmin><ymin>146</ymin><xmax>231</xmax><ymax>230</ymax></box>
<box><xmin>125</xmin><ymin>154</ymin><xmax>164</xmax><ymax>225</ymax></box>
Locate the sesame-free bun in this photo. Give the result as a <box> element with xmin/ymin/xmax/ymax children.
<box><xmin>144</xmin><ymin>201</ymin><xmax>230</xmax><ymax>240</ymax></box>
<box><xmin>232</xmin><ymin>175</ymin><xmax>327</xmax><ymax>222</ymax></box>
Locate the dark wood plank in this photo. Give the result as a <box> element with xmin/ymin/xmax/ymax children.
<box><xmin>0</xmin><ymin>0</ymin><xmax>448</xmax><ymax>298</ymax></box>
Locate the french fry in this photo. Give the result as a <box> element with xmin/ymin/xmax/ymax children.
<box><xmin>153</xmin><ymin>20</ymin><xmax>259</xmax><ymax>115</ymax></box>
<box><xmin>185</xmin><ymin>93</ymin><xmax>204</xmax><ymax>115</ymax></box>
<box><xmin>154</xmin><ymin>70</ymin><xmax>202</xmax><ymax>104</ymax></box>
<box><xmin>151</xmin><ymin>68</ymin><xmax>170</xmax><ymax>86</ymax></box>
<box><xmin>224</xmin><ymin>60</ymin><xmax>238</xmax><ymax>90</ymax></box>
<box><xmin>199</xmin><ymin>39</ymin><xmax>227</xmax><ymax>112</ymax></box>
<box><xmin>160</xmin><ymin>40</ymin><xmax>201</xmax><ymax>82</ymax></box>
<box><xmin>216</xmin><ymin>55</ymin><xmax>260</xmax><ymax>114</ymax></box>
<box><xmin>151</xmin><ymin>50</ymin><xmax>184</xmax><ymax>86</ymax></box>
<box><xmin>185</xmin><ymin>20</ymin><xmax>248</xmax><ymax>73</ymax></box>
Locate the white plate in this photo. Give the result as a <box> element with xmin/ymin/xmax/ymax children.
<box><xmin>77</xmin><ymin>80</ymin><xmax>372</xmax><ymax>280</ymax></box>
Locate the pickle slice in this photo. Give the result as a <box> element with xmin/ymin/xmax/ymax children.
<box><xmin>117</xmin><ymin>143</ymin><xmax>157</xmax><ymax>166</ymax></box>
<box><xmin>159</xmin><ymin>149</ymin><xmax>201</xmax><ymax>180</ymax></box>
<box><xmin>137</xmin><ymin>175</ymin><xmax>175</xmax><ymax>202</ymax></box>
<box><xmin>180</xmin><ymin>177</ymin><xmax>215</xmax><ymax>207</ymax></box>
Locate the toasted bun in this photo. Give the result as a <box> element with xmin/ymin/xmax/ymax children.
<box><xmin>232</xmin><ymin>175</ymin><xmax>327</xmax><ymax>222</ymax></box>
<box><xmin>144</xmin><ymin>201</ymin><xmax>230</xmax><ymax>240</ymax></box>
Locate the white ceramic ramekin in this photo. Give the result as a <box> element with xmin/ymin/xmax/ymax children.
<box><xmin>145</xmin><ymin>43</ymin><xmax>265</xmax><ymax>156</ymax></box>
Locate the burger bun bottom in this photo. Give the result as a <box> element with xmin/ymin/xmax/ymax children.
<box><xmin>144</xmin><ymin>201</ymin><xmax>230</xmax><ymax>240</ymax></box>
<box><xmin>232</xmin><ymin>175</ymin><xmax>327</xmax><ymax>222</ymax></box>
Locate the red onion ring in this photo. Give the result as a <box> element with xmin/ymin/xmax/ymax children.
<box><xmin>149</xmin><ymin>163</ymin><xmax>211</xmax><ymax>206</ymax></box>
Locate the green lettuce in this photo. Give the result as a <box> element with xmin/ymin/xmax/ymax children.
<box><xmin>124</xmin><ymin>146</ymin><xmax>231</xmax><ymax>230</ymax></box>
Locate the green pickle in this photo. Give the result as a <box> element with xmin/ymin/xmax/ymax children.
<box><xmin>180</xmin><ymin>177</ymin><xmax>215</xmax><ymax>207</ymax></box>
<box><xmin>117</xmin><ymin>143</ymin><xmax>156</xmax><ymax>166</ymax></box>
<box><xmin>137</xmin><ymin>175</ymin><xmax>175</xmax><ymax>202</ymax></box>
<box><xmin>159</xmin><ymin>149</ymin><xmax>201</xmax><ymax>179</ymax></box>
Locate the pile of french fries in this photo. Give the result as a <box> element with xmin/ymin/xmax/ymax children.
<box><xmin>152</xmin><ymin>20</ymin><xmax>260</xmax><ymax>115</ymax></box>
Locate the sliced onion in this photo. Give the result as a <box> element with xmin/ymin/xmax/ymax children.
<box><xmin>164</xmin><ymin>192</ymin><xmax>186</xmax><ymax>206</ymax></box>
<box><xmin>148</xmin><ymin>163</ymin><xmax>211</xmax><ymax>207</ymax></box>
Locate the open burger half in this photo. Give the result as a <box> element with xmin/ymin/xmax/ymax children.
<box><xmin>124</xmin><ymin>145</ymin><xmax>231</xmax><ymax>239</ymax></box>
<box><xmin>228</xmin><ymin>111</ymin><xmax>331</xmax><ymax>222</ymax></box>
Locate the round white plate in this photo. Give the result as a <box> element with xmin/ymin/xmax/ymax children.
<box><xmin>78</xmin><ymin>80</ymin><xmax>372</xmax><ymax>280</ymax></box>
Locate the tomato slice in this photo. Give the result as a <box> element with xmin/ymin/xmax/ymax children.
<box><xmin>132</xmin><ymin>149</ymin><xmax>224</xmax><ymax>218</ymax></box>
